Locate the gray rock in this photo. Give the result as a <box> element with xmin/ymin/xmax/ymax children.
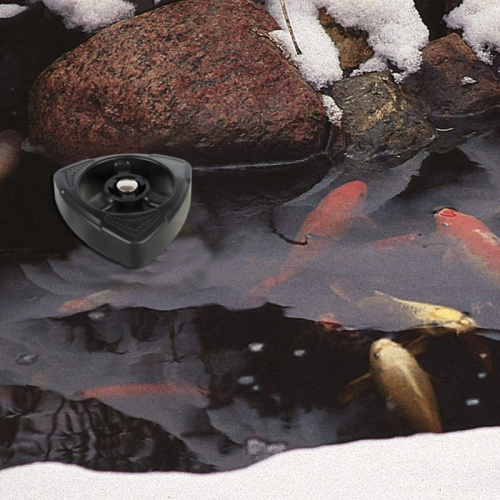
<box><xmin>29</xmin><ymin>0</ymin><xmax>331</xmax><ymax>167</ymax></box>
<box><xmin>330</xmin><ymin>72</ymin><xmax>435</xmax><ymax>161</ymax></box>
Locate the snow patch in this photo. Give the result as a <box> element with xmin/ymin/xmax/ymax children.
<box><xmin>27</xmin><ymin>0</ymin><xmax>136</xmax><ymax>32</ymax></box>
<box><xmin>445</xmin><ymin>0</ymin><xmax>500</xmax><ymax>64</ymax></box>
<box><xmin>0</xmin><ymin>4</ymin><xmax>28</xmax><ymax>18</ymax></box>
<box><xmin>265</xmin><ymin>0</ymin><xmax>429</xmax><ymax>88</ymax></box>
<box><xmin>322</xmin><ymin>95</ymin><xmax>342</xmax><ymax>125</ymax></box>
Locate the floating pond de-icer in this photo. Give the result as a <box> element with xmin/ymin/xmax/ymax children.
<box><xmin>54</xmin><ymin>154</ymin><xmax>192</xmax><ymax>267</ymax></box>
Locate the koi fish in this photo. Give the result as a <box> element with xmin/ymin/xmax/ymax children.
<box><xmin>257</xmin><ymin>180</ymin><xmax>368</xmax><ymax>291</ymax></box>
<box><xmin>370</xmin><ymin>290</ymin><xmax>477</xmax><ymax>335</ymax></box>
<box><xmin>434</xmin><ymin>208</ymin><xmax>500</xmax><ymax>282</ymax></box>
<box><xmin>59</xmin><ymin>289</ymin><xmax>122</xmax><ymax>314</ymax></box>
<box><xmin>371</xmin><ymin>233</ymin><xmax>419</xmax><ymax>249</ymax></box>
<box><xmin>369</xmin><ymin>338</ymin><xmax>442</xmax><ymax>433</ymax></box>
<box><xmin>339</xmin><ymin>338</ymin><xmax>442</xmax><ymax>433</ymax></box>
<box><xmin>80</xmin><ymin>383</ymin><xmax>209</xmax><ymax>399</ymax></box>
<box><xmin>0</xmin><ymin>129</ymin><xmax>23</xmax><ymax>181</ymax></box>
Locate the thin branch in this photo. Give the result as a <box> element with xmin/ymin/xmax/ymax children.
<box><xmin>279</xmin><ymin>0</ymin><xmax>302</xmax><ymax>55</ymax></box>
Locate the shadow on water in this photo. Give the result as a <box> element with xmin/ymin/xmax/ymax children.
<box><xmin>1</xmin><ymin>128</ymin><xmax>500</xmax><ymax>472</ymax></box>
<box><xmin>1</xmin><ymin>305</ymin><xmax>500</xmax><ymax>472</ymax></box>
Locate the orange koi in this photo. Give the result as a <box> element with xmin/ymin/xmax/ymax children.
<box><xmin>259</xmin><ymin>180</ymin><xmax>368</xmax><ymax>290</ymax></box>
<box><xmin>60</xmin><ymin>290</ymin><xmax>122</xmax><ymax>314</ymax></box>
<box><xmin>80</xmin><ymin>383</ymin><xmax>209</xmax><ymax>399</ymax></box>
<box><xmin>434</xmin><ymin>208</ymin><xmax>500</xmax><ymax>281</ymax></box>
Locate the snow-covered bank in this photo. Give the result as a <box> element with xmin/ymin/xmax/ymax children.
<box><xmin>1</xmin><ymin>427</ymin><xmax>500</xmax><ymax>500</ymax></box>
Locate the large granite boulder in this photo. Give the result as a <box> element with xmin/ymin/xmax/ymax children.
<box><xmin>29</xmin><ymin>0</ymin><xmax>330</xmax><ymax>166</ymax></box>
<box><xmin>404</xmin><ymin>33</ymin><xmax>500</xmax><ymax>119</ymax></box>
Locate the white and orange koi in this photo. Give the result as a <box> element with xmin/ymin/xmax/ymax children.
<box><xmin>257</xmin><ymin>180</ymin><xmax>368</xmax><ymax>291</ymax></box>
<box><xmin>434</xmin><ymin>208</ymin><xmax>500</xmax><ymax>282</ymax></box>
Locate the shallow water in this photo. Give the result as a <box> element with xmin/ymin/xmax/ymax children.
<box><xmin>0</xmin><ymin>128</ymin><xmax>500</xmax><ymax>472</ymax></box>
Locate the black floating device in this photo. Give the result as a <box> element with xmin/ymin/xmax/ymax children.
<box><xmin>54</xmin><ymin>154</ymin><xmax>192</xmax><ymax>267</ymax></box>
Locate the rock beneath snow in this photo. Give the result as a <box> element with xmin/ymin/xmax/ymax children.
<box><xmin>318</xmin><ymin>9</ymin><xmax>373</xmax><ymax>71</ymax></box>
<box><xmin>404</xmin><ymin>33</ymin><xmax>500</xmax><ymax>119</ymax></box>
<box><xmin>28</xmin><ymin>0</ymin><xmax>331</xmax><ymax>167</ymax></box>
<box><xmin>329</xmin><ymin>72</ymin><xmax>435</xmax><ymax>161</ymax></box>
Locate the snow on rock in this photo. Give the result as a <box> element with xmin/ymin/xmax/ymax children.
<box><xmin>265</xmin><ymin>0</ymin><xmax>429</xmax><ymax>88</ymax></box>
<box><xmin>321</xmin><ymin>95</ymin><xmax>342</xmax><ymax>125</ymax></box>
<box><xmin>0</xmin><ymin>4</ymin><xmax>28</xmax><ymax>18</ymax></box>
<box><xmin>445</xmin><ymin>0</ymin><xmax>500</xmax><ymax>64</ymax></box>
<box><xmin>31</xmin><ymin>0</ymin><xmax>136</xmax><ymax>32</ymax></box>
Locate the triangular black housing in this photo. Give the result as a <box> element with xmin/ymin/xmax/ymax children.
<box><xmin>54</xmin><ymin>154</ymin><xmax>192</xmax><ymax>267</ymax></box>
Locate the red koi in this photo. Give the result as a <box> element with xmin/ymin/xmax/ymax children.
<box><xmin>60</xmin><ymin>290</ymin><xmax>122</xmax><ymax>314</ymax></box>
<box><xmin>434</xmin><ymin>208</ymin><xmax>500</xmax><ymax>281</ymax></box>
<box><xmin>258</xmin><ymin>180</ymin><xmax>368</xmax><ymax>291</ymax></box>
<box><xmin>80</xmin><ymin>383</ymin><xmax>209</xmax><ymax>399</ymax></box>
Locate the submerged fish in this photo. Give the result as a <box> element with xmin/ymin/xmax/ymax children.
<box><xmin>0</xmin><ymin>129</ymin><xmax>23</xmax><ymax>182</ymax></box>
<box><xmin>339</xmin><ymin>338</ymin><xmax>442</xmax><ymax>433</ymax></box>
<box><xmin>257</xmin><ymin>180</ymin><xmax>368</xmax><ymax>290</ymax></box>
<box><xmin>434</xmin><ymin>208</ymin><xmax>500</xmax><ymax>282</ymax></box>
<box><xmin>370</xmin><ymin>290</ymin><xmax>477</xmax><ymax>335</ymax></box>
<box><xmin>369</xmin><ymin>338</ymin><xmax>442</xmax><ymax>433</ymax></box>
<box><xmin>80</xmin><ymin>383</ymin><xmax>209</xmax><ymax>399</ymax></box>
<box><xmin>59</xmin><ymin>290</ymin><xmax>123</xmax><ymax>314</ymax></box>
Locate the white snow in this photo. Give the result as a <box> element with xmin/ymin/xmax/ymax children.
<box><xmin>461</xmin><ymin>76</ymin><xmax>477</xmax><ymax>86</ymax></box>
<box><xmin>445</xmin><ymin>0</ymin><xmax>500</xmax><ymax>64</ymax></box>
<box><xmin>27</xmin><ymin>0</ymin><xmax>136</xmax><ymax>32</ymax></box>
<box><xmin>1</xmin><ymin>427</ymin><xmax>500</xmax><ymax>500</ymax></box>
<box><xmin>0</xmin><ymin>4</ymin><xmax>28</xmax><ymax>18</ymax></box>
<box><xmin>265</xmin><ymin>0</ymin><xmax>429</xmax><ymax>89</ymax></box>
<box><xmin>322</xmin><ymin>95</ymin><xmax>342</xmax><ymax>125</ymax></box>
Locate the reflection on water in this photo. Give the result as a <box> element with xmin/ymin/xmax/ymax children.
<box><xmin>0</xmin><ymin>128</ymin><xmax>500</xmax><ymax>472</ymax></box>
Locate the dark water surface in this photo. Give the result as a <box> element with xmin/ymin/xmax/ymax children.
<box><xmin>1</xmin><ymin>128</ymin><xmax>500</xmax><ymax>472</ymax></box>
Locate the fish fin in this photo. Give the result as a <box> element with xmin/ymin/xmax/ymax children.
<box><xmin>337</xmin><ymin>372</ymin><xmax>374</xmax><ymax>406</ymax></box>
<box><xmin>330</xmin><ymin>284</ymin><xmax>352</xmax><ymax>303</ymax></box>
<box><xmin>403</xmin><ymin>335</ymin><xmax>429</xmax><ymax>356</ymax></box>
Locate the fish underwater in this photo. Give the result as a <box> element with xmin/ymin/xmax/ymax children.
<box><xmin>80</xmin><ymin>382</ymin><xmax>209</xmax><ymax>399</ymax></box>
<box><xmin>339</xmin><ymin>338</ymin><xmax>442</xmax><ymax>434</ymax></box>
<box><xmin>0</xmin><ymin>129</ymin><xmax>23</xmax><ymax>182</ymax></box>
<box><xmin>434</xmin><ymin>208</ymin><xmax>500</xmax><ymax>283</ymax></box>
<box><xmin>359</xmin><ymin>290</ymin><xmax>478</xmax><ymax>335</ymax></box>
<box><xmin>256</xmin><ymin>180</ymin><xmax>368</xmax><ymax>291</ymax></box>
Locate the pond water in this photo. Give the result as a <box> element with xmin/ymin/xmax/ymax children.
<box><xmin>0</xmin><ymin>125</ymin><xmax>499</xmax><ymax>472</ymax></box>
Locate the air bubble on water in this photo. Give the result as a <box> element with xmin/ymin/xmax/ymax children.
<box><xmin>293</xmin><ymin>349</ymin><xmax>306</xmax><ymax>357</ymax></box>
<box><xmin>246</xmin><ymin>438</ymin><xmax>267</xmax><ymax>456</ymax></box>
<box><xmin>465</xmin><ymin>398</ymin><xmax>480</xmax><ymax>406</ymax></box>
<box><xmin>88</xmin><ymin>311</ymin><xmax>106</xmax><ymax>320</ymax></box>
<box><xmin>477</xmin><ymin>372</ymin><xmax>487</xmax><ymax>379</ymax></box>
<box><xmin>479</xmin><ymin>353</ymin><xmax>488</xmax><ymax>359</ymax></box>
<box><xmin>246</xmin><ymin>438</ymin><xmax>286</xmax><ymax>456</ymax></box>
<box><xmin>238</xmin><ymin>375</ymin><xmax>255</xmax><ymax>386</ymax></box>
<box><xmin>248</xmin><ymin>342</ymin><xmax>264</xmax><ymax>353</ymax></box>
<box><xmin>266</xmin><ymin>442</ymin><xmax>286</xmax><ymax>455</ymax></box>
<box><xmin>16</xmin><ymin>353</ymin><xmax>38</xmax><ymax>365</ymax></box>
<box><xmin>251</xmin><ymin>384</ymin><xmax>261</xmax><ymax>392</ymax></box>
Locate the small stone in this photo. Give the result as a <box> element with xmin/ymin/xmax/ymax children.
<box><xmin>318</xmin><ymin>9</ymin><xmax>373</xmax><ymax>70</ymax></box>
<box><xmin>330</xmin><ymin>72</ymin><xmax>435</xmax><ymax>161</ymax></box>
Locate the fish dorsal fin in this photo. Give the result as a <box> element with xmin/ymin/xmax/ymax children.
<box><xmin>337</xmin><ymin>372</ymin><xmax>374</xmax><ymax>406</ymax></box>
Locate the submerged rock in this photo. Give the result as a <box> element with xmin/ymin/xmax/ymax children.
<box><xmin>330</xmin><ymin>72</ymin><xmax>435</xmax><ymax>161</ymax></box>
<box><xmin>29</xmin><ymin>0</ymin><xmax>330</xmax><ymax>166</ymax></box>
<box><xmin>404</xmin><ymin>33</ymin><xmax>500</xmax><ymax>119</ymax></box>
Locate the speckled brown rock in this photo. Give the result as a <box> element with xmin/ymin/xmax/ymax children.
<box><xmin>29</xmin><ymin>0</ymin><xmax>330</xmax><ymax>166</ymax></box>
<box><xmin>330</xmin><ymin>72</ymin><xmax>435</xmax><ymax>160</ymax></box>
<box><xmin>318</xmin><ymin>9</ymin><xmax>373</xmax><ymax>71</ymax></box>
<box><xmin>404</xmin><ymin>33</ymin><xmax>500</xmax><ymax>119</ymax></box>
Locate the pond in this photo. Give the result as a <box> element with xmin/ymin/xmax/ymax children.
<box><xmin>0</xmin><ymin>125</ymin><xmax>499</xmax><ymax>472</ymax></box>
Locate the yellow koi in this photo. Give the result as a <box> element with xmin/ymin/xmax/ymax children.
<box><xmin>372</xmin><ymin>291</ymin><xmax>477</xmax><ymax>335</ymax></box>
<box><xmin>369</xmin><ymin>338</ymin><xmax>442</xmax><ymax>433</ymax></box>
